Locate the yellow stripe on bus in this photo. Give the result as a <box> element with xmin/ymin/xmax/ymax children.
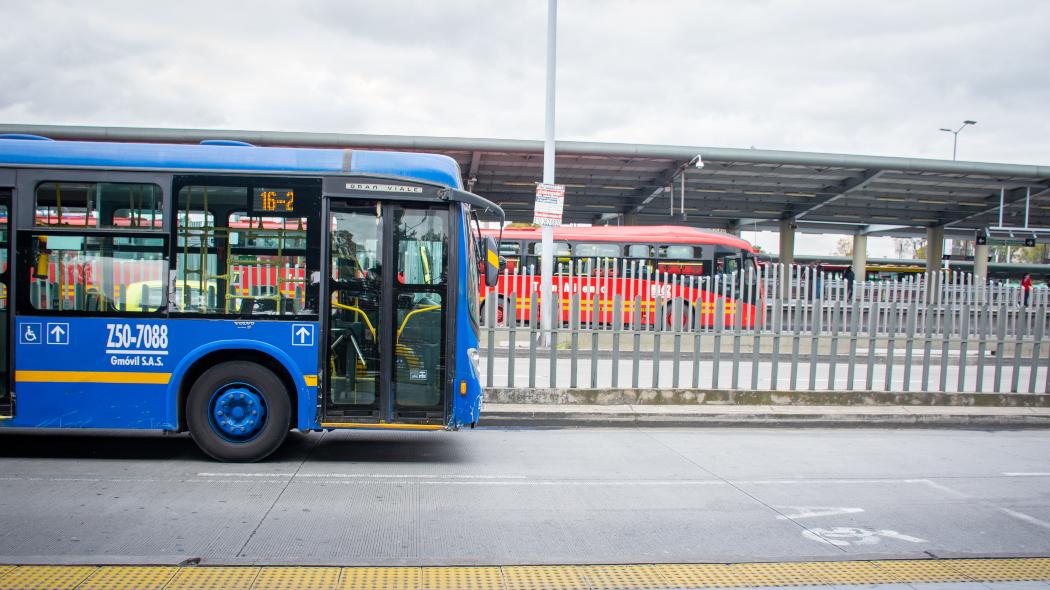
<box><xmin>15</xmin><ymin>370</ymin><xmax>171</xmax><ymax>385</ymax></box>
<box><xmin>320</xmin><ymin>422</ymin><xmax>445</xmax><ymax>431</ymax></box>
<box><xmin>303</xmin><ymin>375</ymin><xmax>318</xmax><ymax>387</ymax></box>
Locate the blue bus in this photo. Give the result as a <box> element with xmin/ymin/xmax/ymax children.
<box><xmin>0</xmin><ymin>135</ymin><xmax>503</xmax><ymax>461</ymax></box>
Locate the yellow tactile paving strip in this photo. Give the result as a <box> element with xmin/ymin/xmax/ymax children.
<box><xmin>0</xmin><ymin>558</ymin><xmax>1046</xmax><ymax>589</ymax></box>
<box><xmin>78</xmin><ymin>566</ymin><xmax>179</xmax><ymax>590</ymax></box>
<box><xmin>0</xmin><ymin>565</ymin><xmax>98</xmax><ymax>590</ymax></box>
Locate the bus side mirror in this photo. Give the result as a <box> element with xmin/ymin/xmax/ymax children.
<box><xmin>483</xmin><ymin>236</ymin><xmax>499</xmax><ymax>287</ymax></box>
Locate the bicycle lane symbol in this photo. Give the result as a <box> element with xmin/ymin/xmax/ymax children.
<box><xmin>20</xmin><ymin>323</ymin><xmax>42</xmax><ymax>345</ymax></box>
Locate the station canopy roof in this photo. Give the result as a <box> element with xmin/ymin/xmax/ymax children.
<box><xmin>3</xmin><ymin>124</ymin><xmax>1049</xmax><ymax>239</ymax></box>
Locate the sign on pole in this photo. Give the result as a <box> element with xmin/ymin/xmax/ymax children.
<box><xmin>533</xmin><ymin>183</ymin><xmax>565</xmax><ymax>227</ymax></box>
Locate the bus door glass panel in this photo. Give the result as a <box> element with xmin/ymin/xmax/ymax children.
<box><xmin>393</xmin><ymin>207</ymin><xmax>447</xmax><ymax>413</ymax></box>
<box><xmin>327</xmin><ymin>204</ymin><xmax>382</xmax><ymax>411</ymax></box>
<box><xmin>0</xmin><ymin>197</ymin><xmax>9</xmax><ymax>411</ymax></box>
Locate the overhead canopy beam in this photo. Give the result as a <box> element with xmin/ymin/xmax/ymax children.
<box><xmin>860</xmin><ymin>224</ymin><xmax>912</xmax><ymax>236</ymax></box>
<box><xmin>789</xmin><ymin>169</ymin><xmax>884</xmax><ymax>221</ymax></box>
<box><xmin>943</xmin><ymin>184</ymin><xmax>1050</xmax><ymax>228</ymax></box>
<box><xmin>465</xmin><ymin>151</ymin><xmax>482</xmax><ymax>191</ymax></box>
<box><xmin>626</xmin><ymin>159</ymin><xmax>687</xmax><ymax>215</ymax></box>
<box><xmin>729</xmin><ymin>218</ymin><xmax>765</xmax><ymax>230</ymax></box>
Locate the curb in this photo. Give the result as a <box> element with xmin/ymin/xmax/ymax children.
<box><xmin>479</xmin><ymin>404</ymin><xmax>1050</xmax><ymax>428</ymax></box>
<box><xmin>484</xmin><ymin>388</ymin><xmax>1050</xmax><ymax>407</ymax></box>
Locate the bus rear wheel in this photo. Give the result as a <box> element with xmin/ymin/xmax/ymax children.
<box><xmin>187</xmin><ymin>361</ymin><xmax>290</xmax><ymax>462</ymax></box>
<box><xmin>665</xmin><ymin>299</ymin><xmax>693</xmax><ymax>330</ymax></box>
<box><xmin>480</xmin><ymin>299</ymin><xmax>507</xmax><ymax>327</ymax></box>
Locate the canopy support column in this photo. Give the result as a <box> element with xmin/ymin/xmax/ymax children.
<box><xmin>779</xmin><ymin>220</ymin><xmax>795</xmax><ymax>299</ymax></box>
<box><xmin>852</xmin><ymin>234</ymin><xmax>867</xmax><ymax>282</ymax></box>
<box><xmin>974</xmin><ymin>243</ymin><xmax>990</xmax><ymax>283</ymax></box>
<box><xmin>926</xmin><ymin>226</ymin><xmax>945</xmax><ymax>273</ymax></box>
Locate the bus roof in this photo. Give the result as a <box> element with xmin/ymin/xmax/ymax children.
<box><xmin>485</xmin><ymin>225</ymin><xmax>754</xmax><ymax>252</ymax></box>
<box><xmin>0</xmin><ymin>137</ymin><xmax>464</xmax><ymax>189</ymax></box>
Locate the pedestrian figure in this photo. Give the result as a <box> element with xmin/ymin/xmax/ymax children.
<box><xmin>843</xmin><ymin>266</ymin><xmax>855</xmax><ymax>299</ymax></box>
<box><xmin>1022</xmin><ymin>273</ymin><xmax>1032</xmax><ymax>307</ymax></box>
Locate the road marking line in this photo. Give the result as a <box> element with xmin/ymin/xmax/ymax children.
<box><xmin>776</xmin><ymin>506</ymin><xmax>864</xmax><ymax>520</ymax></box>
<box><xmin>921</xmin><ymin>479</ymin><xmax>1050</xmax><ymax>531</ymax></box>
<box><xmin>196</xmin><ymin>473</ymin><xmax>528</xmax><ymax>479</ymax></box>
<box><xmin>1004</xmin><ymin>472</ymin><xmax>1050</xmax><ymax>476</ymax></box>
<box><xmin>995</xmin><ymin>507</ymin><xmax>1050</xmax><ymax>530</ymax></box>
<box><xmin>919</xmin><ymin>479</ymin><xmax>969</xmax><ymax>498</ymax></box>
<box><xmin>2</xmin><ymin>474</ymin><xmax>946</xmax><ymax>487</ymax></box>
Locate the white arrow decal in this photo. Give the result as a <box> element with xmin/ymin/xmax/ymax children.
<box><xmin>803</xmin><ymin>527</ymin><xmax>928</xmax><ymax>547</ymax></box>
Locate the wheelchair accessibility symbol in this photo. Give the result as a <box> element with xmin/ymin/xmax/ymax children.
<box><xmin>20</xmin><ymin>323</ymin><xmax>42</xmax><ymax>345</ymax></box>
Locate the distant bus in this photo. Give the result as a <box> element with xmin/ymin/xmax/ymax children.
<box><xmin>478</xmin><ymin>225</ymin><xmax>760</xmax><ymax>328</ymax></box>
<box><xmin>0</xmin><ymin>136</ymin><xmax>502</xmax><ymax>461</ymax></box>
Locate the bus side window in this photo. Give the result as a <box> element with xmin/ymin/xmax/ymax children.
<box><xmin>23</xmin><ymin>234</ymin><xmax>167</xmax><ymax>313</ymax></box>
<box><xmin>499</xmin><ymin>241</ymin><xmax>521</xmax><ymax>272</ymax></box>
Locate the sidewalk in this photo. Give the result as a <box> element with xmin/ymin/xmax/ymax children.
<box><xmin>480</xmin><ymin>403</ymin><xmax>1050</xmax><ymax>428</ymax></box>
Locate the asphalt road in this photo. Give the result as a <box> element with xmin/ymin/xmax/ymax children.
<box><xmin>0</xmin><ymin>428</ymin><xmax>1048</xmax><ymax>566</ymax></box>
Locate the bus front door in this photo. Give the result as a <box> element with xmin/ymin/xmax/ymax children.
<box><xmin>322</xmin><ymin>200</ymin><xmax>449</xmax><ymax>426</ymax></box>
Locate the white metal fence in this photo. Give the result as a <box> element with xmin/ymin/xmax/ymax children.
<box><xmin>479</xmin><ymin>261</ymin><xmax>1049</xmax><ymax>393</ymax></box>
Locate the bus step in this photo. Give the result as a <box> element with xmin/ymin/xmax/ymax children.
<box><xmin>319</xmin><ymin>421</ymin><xmax>445</xmax><ymax>431</ymax></box>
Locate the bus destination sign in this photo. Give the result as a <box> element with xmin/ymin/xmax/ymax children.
<box><xmin>252</xmin><ymin>188</ymin><xmax>295</xmax><ymax>214</ymax></box>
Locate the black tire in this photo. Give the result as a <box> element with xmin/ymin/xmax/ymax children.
<box><xmin>480</xmin><ymin>298</ymin><xmax>507</xmax><ymax>327</ymax></box>
<box><xmin>664</xmin><ymin>299</ymin><xmax>692</xmax><ymax>330</ymax></box>
<box><xmin>186</xmin><ymin>361</ymin><xmax>290</xmax><ymax>462</ymax></box>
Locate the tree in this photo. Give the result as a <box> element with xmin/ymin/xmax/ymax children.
<box><xmin>893</xmin><ymin>237</ymin><xmax>925</xmax><ymax>259</ymax></box>
<box><xmin>1013</xmin><ymin>244</ymin><xmax>1048</xmax><ymax>264</ymax></box>
<box><xmin>834</xmin><ymin>237</ymin><xmax>853</xmax><ymax>257</ymax></box>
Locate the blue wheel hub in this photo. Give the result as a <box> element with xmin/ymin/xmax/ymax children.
<box><xmin>209</xmin><ymin>383</ymin><xmax>267</xmax><ymax>441</ymax></box>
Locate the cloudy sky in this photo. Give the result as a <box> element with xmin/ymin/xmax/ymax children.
<box><xmin>2</xmin><ymin>0</ymin><xmax>1047</xmax><ymax>256</ymax></box>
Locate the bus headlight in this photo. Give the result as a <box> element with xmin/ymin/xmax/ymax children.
<box><xmin>467</xmin><ymin>347</ymin><xmax>481</xmax><ymax>377</ymax></box>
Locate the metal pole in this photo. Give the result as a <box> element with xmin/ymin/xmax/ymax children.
<box><xmin>1025</xmin><ymin>186</ymin><xmax>1031</xmax><ymax>228</ymax></box>
<box><xmin>998</xmin><ymin>186</ymin><xmax>1005</xmax><ymax>228</ymax></box>
<box><xmin>539</xmin><ymin>0</ymin><xmax>557</xmax><ymax>346</ymax></box>
<box><xmin>952</xmin><ymin>132</ymin><xmax>958</xmax><ymax>161</ymax></box>
<box><xmin>680</xmin><ymin>171</ymin><xmax>685</xmax><ymax>217</ymax></box>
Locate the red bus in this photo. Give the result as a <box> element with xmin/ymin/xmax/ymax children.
<box><xmin>478</xmin><ymin>225</ymin><xmax>761</xmax><ymax>328</ymax></box>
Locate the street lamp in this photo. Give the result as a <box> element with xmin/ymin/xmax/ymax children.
<box><xmin>939</xmin><ymin>120</ymin><xmax>976</xmax><ymax>160</ymax></box>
